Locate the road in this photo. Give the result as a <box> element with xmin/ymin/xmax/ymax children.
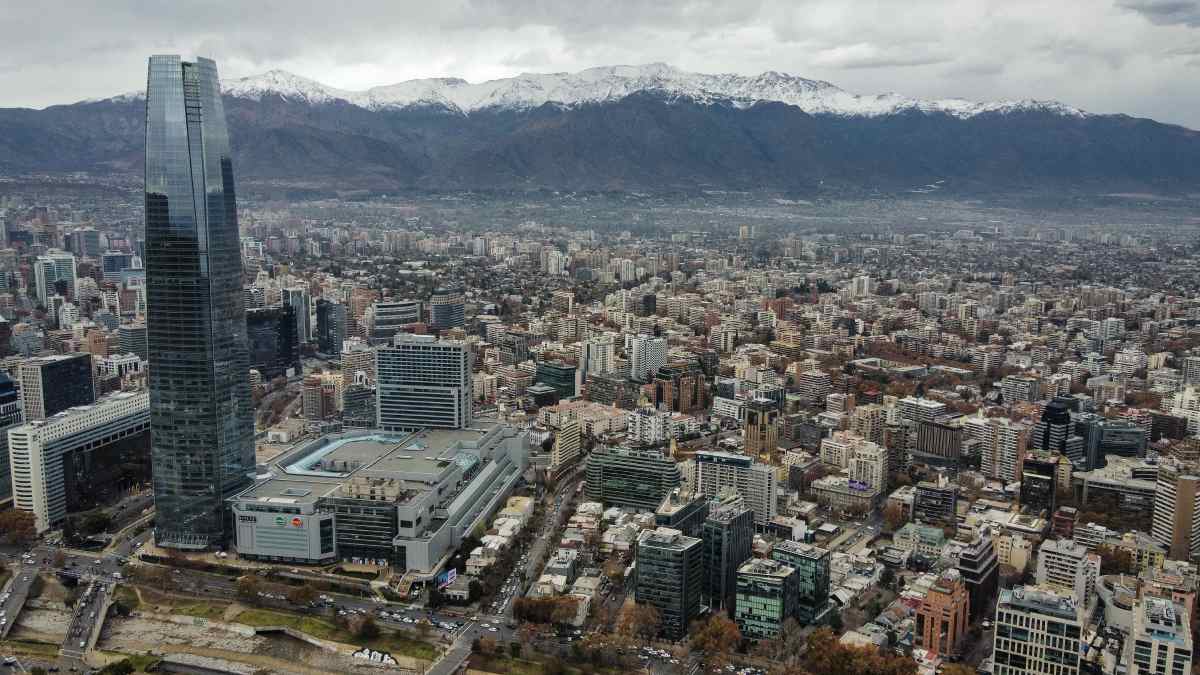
<box><xmin>0</xmin><ymin>557</ymin><xmax>40</xmax><ymax>638</ymax></box>
<box><xmin>0</xmin><ymin>470</ymin><xmax>584</xmax><ymax>672</ymax></box>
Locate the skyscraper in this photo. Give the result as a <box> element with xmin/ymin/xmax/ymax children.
<box><xmin>702</xmin><ymin>499</ymin><xmax>753</xmax><ymax>611</ymax></box>
<box><xmin>315</xmin><ymin>298</ymin><xmax>347</xmax><ymax>354</ymax></box>
<box><xmin>282</xmin><ymin>287</ymin><xmax>311</xmax><ymax>344</ymax></box>
<box><xmin>635</xmin><ymin>527</ymin><xmax>704</xmax><ymax>640</ymax></box>
<box><xmin>145</xmin><ymin>55</ymin><xmax>254</xmax><ymax>549</ymax></box>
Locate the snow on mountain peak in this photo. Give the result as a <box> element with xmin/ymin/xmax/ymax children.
<box><xmin>91</xmin><ymin>63</ymin><xmax>1086</xmax><ymax>120</ymax></box>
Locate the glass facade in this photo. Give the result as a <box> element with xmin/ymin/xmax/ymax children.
<box><xmin>145</xmin><ymin>55</ymin><xmax>254</xmax><ymax>549</ymax></box>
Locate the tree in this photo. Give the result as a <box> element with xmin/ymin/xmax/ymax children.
<box><xmin>939</xmin><ymin>665</ymin><xmax>976</xmax><ymax>675</ymax></box>
<box><xmin>880</xmin><ymin>567</ymin><xmax>896</xmax><ymax>589</ymax></box>
<box><xmin>753</xmin><ymin>618</ymin><xmax>805</xmax><ymax>667</ymax></box>
<box><xmin>617</xmin><ymin>603</ymin><xmax>661</xmax><ymax>643</ymax></box>
<box><xmin>689</xmin><ymin>614</ymin><xmax>741</xmax><ymax>671</ymax></box>
<box><xmin>287</xmin><ymin>584</ymin><xmax>317</xmax><ymax>606</ymax></box>
<box><xmin>80</xmin><ymin>510</ymin><xmax>113</xmax><ymax>536</ymax></box>
<box><xmin>786</xmin><ymin>628</ymin><xmax>917</xmax><ymax>675</ymax></box>
<box><xmin>354</xmin><ymin>615</ymin><xmax>380</xmax><ymax>640</ymax></box>
<box><xmin>478</xmin><ymin>635</ymin><xmax>498</xmax><ymax>655</ymax></box>
<box><xmin>236</xmin><ymin>575</ymin><xmax>261</xmax><ymax>601</ymax></box>
<box><xmin>0</xmin><ymin>509</ymin><xmax>36</xmax><ymax>545</ymax></box>
<box><xmin>1097</xmin><ymin>545</ymin><xmax>1136</xmax><ymax>576</ymax></box>
<box><xmin>97</xmin><ymin>660</ymin><xmax>135</xmax><ymax>675</ymax></box>
<box><xmin>881</xmin><ymin>503</ymin><xmax>906</xmax><ymax>533</ymax></box>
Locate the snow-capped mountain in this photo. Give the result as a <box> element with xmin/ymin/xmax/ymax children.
<box><xmin>113</xmin><ymin>63</ymin><xmax>1087</xmax><ymax>119</ymax></box>
<box><xmin>19</xmin><ymin>62</ymin><xmax>1198</xmax><ymax>193</ymax></box>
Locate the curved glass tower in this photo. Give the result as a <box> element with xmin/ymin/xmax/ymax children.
<box><xmin>145</xmin><ymin>56</ymin><xmax>253</xmax><ymax>549</ymax></box>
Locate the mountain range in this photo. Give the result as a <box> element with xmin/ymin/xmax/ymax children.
<box><xmin>3</xmin><ymin>63</ymin><xmax>1199</xmax><ymax>194</ymax></box>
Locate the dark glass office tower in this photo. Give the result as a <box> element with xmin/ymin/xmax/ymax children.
<box><xmin>145</xmin><ymin>55</ymin><xmax>253</xmax><ymax>549</ymax></box>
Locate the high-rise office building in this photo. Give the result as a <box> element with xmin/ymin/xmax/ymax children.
<box><xmin>743</xmin><ymin>398</ymin><xmax>779</xmax><ymax>462</ymax></box>
<box><xmin>535</xmin><ymin>360</ymin><xmax>578</xmax><ymax>400</ymax></box>
<box><xmin>376</xmin><ymin>334</ymin><xmax>472</xmax><ymax>431</ymax></box>
<box><xmin>1020</xmin><ymin>453</ymin><xmax>1059</xmax><ymax>515</ymax></box>
<box><xmin>245</xmin><ymin>305</ymin><xmax>300</xmax><ymax>380</ymax></box>
<box><xmin>429</xmin><ymin>287</ymin><xmax>465</xmax><ymax>330</ymax></box>
<box><xmin>341</xmin><ymin>382</ymin><xmax>377</xmax><ymax>429</ymax></box>
<box><xmin>101</xmin><ymin>251</ymin><xmax>135</xmax><ymax>283</ymax></box>
<box><xmin>118</xmin><ymin>321</ymin><xmax>148</xmax><ymax>360</ymax></box>
<box><xmin>32</xmin><ymin>250</ymin><xmax>76</xmax><ymax>304</ymax></box>
<box><xmin>771</xmin><ymin>540</ymin><xmax>831</xmax><ymax>625</ymax></box>
<box><xmin>702</xmin><ymin>499</ymin><xmax>753</xmax><ymax>611</ymax></box>
<box><xmin>8</xmin><ymin>391</ymin><xmax>150</xmax><ymax>533</ymax></box>
<box><xmin>913</xmin><ymin>474</ymin><xmax>959</xmax><ymax>529</ymax></box>
<box><xmin>1128</xmin><ymin>597</ymin><xmax>1193</xmax><ymax>675</ymax></box>
<box><xmin>145</xmin><ymin>55</ymin><xmax>254</xmax><ymax>549</ymax></box>
<box><xmin>0</xmin><ymin>373</ymin><xmax>23</xmax><ymax>502</ymax></box>
<box><xmin>735</xmin><ymin>558</ymin><xmax>800</xmax><ymax>640</ymax></box>
<box><xmin>585</xmin><ymin>446</ymin><xmax>681</xmax><ymax>511</ymax></box>
<box><xmin>992</xmin><ymin>586</ymin><xmax>1083</xmax><ymax>675</ymax></box>
<box><xmin>694</xmin><ymin>450</ymin><xmax>777</xmax><ymax>527</ymax></box>
<box><xmin>655</xmin><ymin>489</ymin><xmax>709</xmax><ymax>539</ymax></box>
<box><xmin>368</xmin><ymin>299</ymin><xmax>422</xmax><ymax>344</ymax></box>
<box><xmin>916</xmin><ymin>568</ymin><xmax>969</xmax><ymax>658</ymax></box>
<box><xmin>19</xmin><ymin>353</ymin><xmax>96</xmax><ymax>421</ymax></box>
<box><xmin>282</xmin><ymin>287</ymin><xmax>311</xmax><ymax>344</ymax></box>
<box><xmin>1152</xmin><ymin>459</ymin><xmax>1200</xmax><ymax>561</ymax></box>
<box><xmin>315</xmin><ymin>298</ymin><xmax>347</xmax><ymax>355</ymax></box>
<box><xmin>635</xmin><ymin>527</ymin><xmax>704</xmax><ymax>641</ymax></box>
<box><xmin>957</xmin><ymin>535</ymin><xmax>1000</xmax><ymax>623</ymax></box>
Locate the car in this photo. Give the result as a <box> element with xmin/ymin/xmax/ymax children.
<box><xmin>489</xmin><ymin>627</ymin><xmax>498</xmax><ymax>632</ymax></box>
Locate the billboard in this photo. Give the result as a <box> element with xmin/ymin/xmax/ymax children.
<box><xmin>437</xmin><ymin>568</ymin><xmax>457</xmax><ymax>590</ymax></box>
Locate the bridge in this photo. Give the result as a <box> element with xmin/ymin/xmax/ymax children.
<box><xmin>0</xmin><ymin>561</ymin><xmax>41</xmax><ymax>638</ymax></box>
<box><xmin>60</xmin><ymin>578</ymin><xmax>114</xmax><ymax>659</ymax></box>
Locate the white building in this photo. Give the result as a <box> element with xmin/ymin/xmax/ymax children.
<box><xmin>376</xmin><ymin>334</ymin><xmax>472</xmax><ymax>431</ymax></box>
<box><xmin>8</xmin><ymin>391</ymin><xmax>149</xmax><ymax>533</ymax></box>
<box><xmin>582</xmin><ymin>334</ymin><xmax>616</xmax><ymax>377</ymax></box>
<box><xmin>627</xmin><ymin>408</ymin><xmax>671</xmax><ymax>446</ymax></box>
<box><xmin>1035</xmin><ymin>538</ymin><xmax>1099</xmax><ymax>606</ymax></box>
<box><xmin>848</xmin><ymin>440</ymin><xmax>887</xmax><ymax>493</ymax></box>
<box><xmin>694</xmin><ymin>450</ymin><xmax>777</xmax><ymax>527</ymax></box>
<box><xmin>992</xmin><ymin>586</ymin><xmax>1083</xmax><ymax>675</ymax></box>
<box><xmin>1128</xmin><ymin>597</ymin><xmax>1193</xmax><ymax>675</ymax></box>
<box><xmin>629</xmin><ymin>334</ymin><xmax>667</xmax><ymax>383</ymax></box>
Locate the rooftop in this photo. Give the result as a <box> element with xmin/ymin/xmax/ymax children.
<box><xmin>1000</xmin><ymin>585</ymin><xmax>1079</xmax><ymax>621</ymax></box>
<box><xmin>739</xmin><ymin>557</ymin><xmax>794</xmax><ymax>578</ymax></box>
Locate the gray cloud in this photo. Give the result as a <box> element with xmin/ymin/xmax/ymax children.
<box><xmin>1118</xmin><ymin>0</ymin><xmax>1200</xmax><ymax>26</ymax></box>
<box><xmin>0</xmin><ymin>0</ymin><xmax>1198</xmax><ymax>129</ymax></box>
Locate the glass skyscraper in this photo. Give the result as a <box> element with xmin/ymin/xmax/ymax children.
<box><xmin>145</xmin><ymin>55</ymin><xmax>253</xmax><ymax>549</ymax></box>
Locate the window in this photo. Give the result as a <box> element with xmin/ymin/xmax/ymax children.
<box><xmin>320</xmin><ymin>519</ymin><xmax>334</xmax><ymax>554</ymax></box>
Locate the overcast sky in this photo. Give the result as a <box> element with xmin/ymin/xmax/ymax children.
<box><xmin>3</xmin><ymin>0</ymin><xmax>1199</xmax><ymax>128</ymax></box>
